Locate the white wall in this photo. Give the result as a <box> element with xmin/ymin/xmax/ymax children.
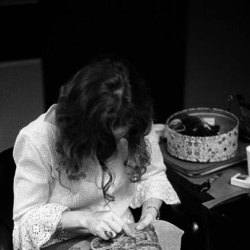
<box><xmin>0</xmin><ymin>59</ymin><xmax>45</xmax><ymax>152</ymax></box>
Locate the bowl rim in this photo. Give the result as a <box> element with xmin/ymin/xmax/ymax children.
<box><xmin>165</xmin><ymin>107</ymin><xmax>239</xmax><ymax>138</ymax></box>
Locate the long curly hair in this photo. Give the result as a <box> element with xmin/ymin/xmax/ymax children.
<box><xmin>55</xmin><ymin>54</ymin><xmax>154</xmax><ymax>201</ymax></box>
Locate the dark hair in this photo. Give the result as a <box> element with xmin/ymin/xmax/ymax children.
<box><xmin>55</xmin><ymin>54</ymin><xmax>154</xmax><ymax>201</ymax></box>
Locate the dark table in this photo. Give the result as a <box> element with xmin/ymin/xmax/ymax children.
<box><xmin>160</xmin><ymin>141</ymin><xmax>250</xmax><ymax>249</ymax></box>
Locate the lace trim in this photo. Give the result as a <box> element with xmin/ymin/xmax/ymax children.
<box><xmin>13</xmin><ymin>203</ymin><xmax>69</xmax><ymax>250</ymax></box>
<box><xmin>130</xmin><ymin>176</ymin><xmax>180</xmax><ymax>208</ymax></box>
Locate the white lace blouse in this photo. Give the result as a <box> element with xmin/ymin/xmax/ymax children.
<box><xmin>12</xmin><ymin>105</ymin><xmax>180</xmax><ymax>250</ymax></box>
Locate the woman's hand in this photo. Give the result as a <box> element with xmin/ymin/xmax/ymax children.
<box><xmin>136</xmin><ymin>207</ymin><xmax>157</xmax><ymax>230</ymax></box>
<box><xmin>136</xmin><ymin>198</ymin><xmax>162</xmax><ymax>230</ymax></box>
<box><xmin>85</xmin><ymin>210</ymin><xmax>132</xmax><ymax>240</ymax></box>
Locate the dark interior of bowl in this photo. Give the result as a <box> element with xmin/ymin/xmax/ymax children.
<box><xmin>168</xmin><ymin>108</ymin><xmax>238</xmax><ymax>136</ymax></box>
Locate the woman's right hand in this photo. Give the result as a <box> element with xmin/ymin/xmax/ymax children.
<box><xmin>84</xmin><ymin>210</ymin><xmax>132</xmax><ymax>240</ymax></box>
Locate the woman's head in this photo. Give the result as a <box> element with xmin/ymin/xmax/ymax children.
<box><xmin>56</xmin><ymin>54</ymin><xmax>154</xmax><ymax>200</ymax></box>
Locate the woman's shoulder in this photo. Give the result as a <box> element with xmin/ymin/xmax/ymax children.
<box><xmin>13</xmin><ymin>109</ymin><xmax>58</xmax><ymax>168</ymax></box>
<box><xmin>21</xmin><ymin>116</ymin><xmax>56</xmax><ymax>138</ymax></box>
<box><xmin>17</xmin><ymin>105</ymin><xmax>58</xmax><ymax>145</ymax></box>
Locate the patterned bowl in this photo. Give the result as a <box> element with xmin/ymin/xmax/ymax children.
<box><xmin>164</xmin><ymin>107</ymin><xmax>239</xmax><ymax>162</ymax></box>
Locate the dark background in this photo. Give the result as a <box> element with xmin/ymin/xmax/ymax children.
<box><xmin>0</xmin><ymin>0</ymin><xmax>188</xmax><ymax>123</ymax></box>
<box><xmin>1</xmin><ymin>0</ymin><xmax>250</xmax><ymax>152</ymax></box>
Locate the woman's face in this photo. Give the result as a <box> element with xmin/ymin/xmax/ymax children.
<box><xmin>113</xmin><ymin>126</ymin><xmax>130</xmax><ymax>141</ymax></box>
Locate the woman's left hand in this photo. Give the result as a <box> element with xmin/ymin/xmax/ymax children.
<box><xmin>135</xmin><ymin>198</ymin><xmax>162</xmax><ymax>230</ymax></box>
<box><xmin>136</xmin><ymin>211</ymin><xmax>155</xmax><ymax>230</ymax></box>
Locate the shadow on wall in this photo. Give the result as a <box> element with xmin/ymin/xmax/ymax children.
<box><xmin>0</xmin><ymin>59</ymin><xmax>45</xmax><ymax>152</ymax></box>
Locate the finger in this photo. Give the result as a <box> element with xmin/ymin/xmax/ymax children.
<box><xmin>111</xmin><ymin>213</ymin><xmax>132</xmax><ymax>236</ymax></box>
<box><xmin>136</xmin><ymin>213</ymin><xmax>154</xmax><ymax>230</ymax></box>
<box><xmin>90</xmin><ymin>220</ymin><xmax>113</xmax><ymax>240</ymax></box>
<box><xmin>105</xmin><ymin>230</ymin><xmax>116</xmax><ymax>238</ymax></box>
<box><xmin>107</xmin><ymin>220</ymin><xmax>122</xmax><ymax>235</ymax></box>
<box><xmin>97</xmin><ymin>211</ymin><xmax>123</xmax><ymax>235</ymax></box>
<box><xmin>99</xmin><ymin>230</ymin><xmax>110</xmax><ymax>240</ymax></box>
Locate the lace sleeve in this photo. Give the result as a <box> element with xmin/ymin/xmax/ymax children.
<box><xmin>13</xmin><ymin>203</ymin><xmax>69</xmax><ymax>250</ymax></box>
<box><xmin>130</xmin><ymin>125</ymin><xmax>180</xmax><ymax>208</ymax></box>
<box><xmin>13</xmin><ymin>132</ymin><xmax>69</xmax><ymax>249</ymax></box>
<box><xmin>130</xmin><ymin>174</ymin><xmax>180</xmax><ymax>208</ymax></box>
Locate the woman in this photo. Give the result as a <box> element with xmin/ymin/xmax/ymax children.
<box><xmin>13</xmin><ymin>54</ymin><xmax>180</xmax><ymax>249</ymax></box>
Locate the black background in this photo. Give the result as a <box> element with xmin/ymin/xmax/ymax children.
<box><xmin>0</xmin><ymin>1</ymin><xmax>188</xmax><ymax>123</ymax></box>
